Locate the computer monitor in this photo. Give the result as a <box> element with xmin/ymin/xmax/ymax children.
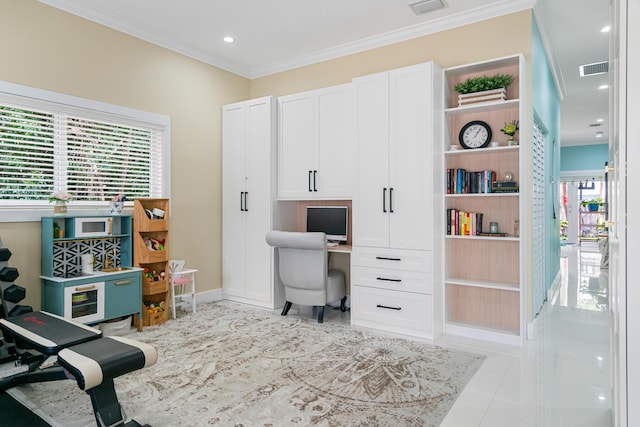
<box><xmin>306</xmin><ymin>206</ymin><xmax>348</xmax><ymax>243</ymax></box>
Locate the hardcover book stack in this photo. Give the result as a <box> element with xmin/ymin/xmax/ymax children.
<box><xmin>492</xmin><ymin>181</ymin><xmax>519</xmax><ymax>193</ymax></box>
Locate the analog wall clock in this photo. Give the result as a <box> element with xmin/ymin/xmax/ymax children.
<box><xmin>459</xmin><ymin>120</ymin><xmax>492</xmax><ymax>149</ymax></box>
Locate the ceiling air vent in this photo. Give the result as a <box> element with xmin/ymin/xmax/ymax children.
<box><xmin>409</xmin><ymin>0</ymin><xmax>445</xmax><ymax>15</ymax></box>
<box><xmin>579</xmin><ymin>61</ymin><xmax>609</xmax><ymax>77</ymax></box>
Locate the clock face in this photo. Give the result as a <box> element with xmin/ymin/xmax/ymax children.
<box><xmin>459</xmin><ymin>121</ymin><xmax>492</xmax><ymax>149</ymax></box>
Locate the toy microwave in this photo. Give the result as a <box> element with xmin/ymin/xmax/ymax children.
<box><xmin>74</xmin><ymin>217</ymin><xmax>113</xmax><ymax>238</ymax></box>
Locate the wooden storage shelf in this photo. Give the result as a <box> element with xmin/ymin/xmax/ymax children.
<box><xmin>133</xmin><ymin>198</ymin><xmax>170</xmax><ymax>329</ymax></box>
<box><xmin>142</xmin><ymin>279</ymin><xmax>168</xmax><ymax>295</ymax></box>
<box><xmin>135</xmin><ymin>248</ymin><xmax>168</xmax><ymax>264</ymax></box>
<box><xmin>142</xmin><ymin>307</ymin><xmax>169</xmax><ymax>326</ymax></box>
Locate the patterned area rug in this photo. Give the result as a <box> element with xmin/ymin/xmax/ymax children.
<box><xmin>8</xmin><ymin>302</ymin><xmax>484</xmax><ymax>426</ymax></box>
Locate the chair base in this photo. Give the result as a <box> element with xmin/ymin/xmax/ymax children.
<box><xmin>282</xmin><ymin>301</ymin><xmax>347</xmax><ymax>323</ymax></box>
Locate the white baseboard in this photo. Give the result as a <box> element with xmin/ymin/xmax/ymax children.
<box><xmin>195</xmin><ymin>288</ymin><xmax>224</xmax><ymax>305</ymax></box>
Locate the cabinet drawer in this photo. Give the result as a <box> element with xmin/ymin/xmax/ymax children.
<box><xmin>352</xmin><ymin>266</ymin><xmax>432</xmax><ymax>294</ymax></box>
<box><xmin>351</xmin><ymin>246</ymin><xmax>431</xmax><ymax>272</ymax></box>
<box><xmin>351</xmin><ymin>286</ymin><xmax>433</xmax><ymax>339</ymax></box>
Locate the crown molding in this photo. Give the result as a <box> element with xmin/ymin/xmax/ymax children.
<box><xmin>39</xmin><ymin>0</ymin><xmax>536</xmax><ymax>80</ymax></box>
<box><xmin>248</xmin><ymin>0</ymin><xmax>537</xmax><ymax>78</ymax></box>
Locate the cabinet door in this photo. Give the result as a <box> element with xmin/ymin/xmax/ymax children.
<box><xmin>222</xmin><ymin>102</ymin><xmax>248</xmax><ymax>297</ymax></box>
<box><xmin>278</xmin><ymin>92</ymin><xmax>315</xmax><ymax>199</ymax></box>
<box><xmin>315</xmin><ymin>83</ymin><xmax>353</xmax><ymax>199</ymax></box>
<box><xmin>105</xmin><ymin>274</ymin><xmax>141</xmax><ymax>319</ymax></box>
<box><xmin>244</xmin><ymin>97</ymin><xmax>274</xmax><ymax>303</ymax></box>
<box><xmin>353</xmin><ymin>72</ymin><xmax>391</xmax><ymax>248</ymax></box>
<box><xmin>389</xmin><ymin>63</ymin><xmax>434</xmax><ymax>251</ymax></box>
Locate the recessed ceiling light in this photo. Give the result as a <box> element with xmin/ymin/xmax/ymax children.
<box><xmin>223</xmin><ymin>36</ymin><xmax>234</xmax><ymax>43</ymax></box>
<box><xmin>598</xmin><ymin>84</ymin><xmax>609</xmax><ymax>90</ymax></box>
<box><xmin>601</xmin><ymin>25</ymin><xmax>611</xmax><ymax>33</ymax></box>
<box><xmin>597</xmin><ymin>118</ymin><xmax>604</xmax><ymax>122</ymax></box>
<box><xmin>596</xmin><ymin>132</ymin><xmax>604</xmax><ymax>138</ymax></box>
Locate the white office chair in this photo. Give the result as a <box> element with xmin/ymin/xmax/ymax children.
<box><xmin>265</xmin><ymin>230</ymin><xmax>346</xmax><ymax>323</ymax></box>
<box><xmin>168</xmin><ymin>259</ymin><xmax>197</xmax><ymax>319</ymax></box>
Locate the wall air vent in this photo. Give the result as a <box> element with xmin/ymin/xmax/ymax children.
<box><xmin>409</xmin><ymin>0</ymin><xmax>445</xmax><ymax>15</ymax></box>
<box><xmin>579</xmin><ymin>61</ymin><xmax>609</xmax><ymax>77</ymax></box>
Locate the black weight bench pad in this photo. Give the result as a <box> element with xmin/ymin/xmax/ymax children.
<box><xmin>59</xmin><ymin>336</ymin><xmax>157</xmax><ymax>391</ymax></box>
<box><xmin>0</xmin><ymin>311</ymin><xmax>102</xmax><ymax>355</ymax></box>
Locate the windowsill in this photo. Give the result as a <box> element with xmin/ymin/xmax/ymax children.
<box><xmin>0</xmin><ymin>206</ymin><xmax>134</xmax><ymax>223</ymax></box>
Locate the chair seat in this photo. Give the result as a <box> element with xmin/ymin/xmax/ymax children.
<box><xmin>265</xmin><ymin>230</ymin><xmax>347</xmax><ymax>323</ymax></box>
<box><xmin>169</xmin><ymin>260</ymin><xmax>198</xmax><ymax>319</ymax></box>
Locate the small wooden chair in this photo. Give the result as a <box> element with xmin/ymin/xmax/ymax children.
<box><xmin>168</xmin><ymin>259</ymin><xmax>197</xmax><ymax>319</ymax></box>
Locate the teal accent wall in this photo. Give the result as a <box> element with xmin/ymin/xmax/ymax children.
<box><xmin>532</xmin><ymin>14</ymin><xmax>562</xmax><ymax>313</ymax></box>
<box><xmin>561</xmin><ymin>144</ymin><xmax>609</xmax><ymax>171</ymax></box>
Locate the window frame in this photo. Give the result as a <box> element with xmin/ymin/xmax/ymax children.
<box><xmin>0</xmin><ymin>80</ymin><xmax>171</xmax><ymax>222</ymax></box>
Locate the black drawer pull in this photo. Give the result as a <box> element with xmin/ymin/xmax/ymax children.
<box><xmin>375</xmin><ymin>256</ymin><xmax>401</xmax><ymax>261</ymax></box>
<box><xmin>376</xmin><ymin>304</ymin><xmax>401</xmax><ymax>311</ymax></box>
<box><xmin>376</xmin><ymin>277</ymin><xmax>401</xmax><ymax>282</ymax></box>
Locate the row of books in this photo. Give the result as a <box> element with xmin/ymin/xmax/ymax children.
<box><xmin>446</xmin><ymin>169</ymin><xmax>519</xmax><ymax>194</ymax></box>
<box><xmin>447</xmin><ymin>209</ymin><xmax>484</xmax><ymax>236</ymax></box>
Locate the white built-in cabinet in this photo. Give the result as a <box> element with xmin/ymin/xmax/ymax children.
<box><xmin>277</xmin><ymin>83</ymin><xmax>353</xmax><ymax>200</ymax></box>
<box><xmin>222</xmin><ymin>96</ymin><xmax>283</xmax><ymax>309</ymax></box>
<box><xmin>351</xmin><ymin>62</ymin><xmax>443</xmax><ymax>339</ymax></box>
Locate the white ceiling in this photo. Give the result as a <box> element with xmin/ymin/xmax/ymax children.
<box><xmin>38</xmin><ymin>0</ymin><xmax>610</xmax><ymax>147</ymax></box>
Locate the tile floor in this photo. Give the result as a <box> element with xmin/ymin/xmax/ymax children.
<box><xmin>438</xmin><ymin>242</ymin><xmax>612</xmax><ymax>427</ymax></box>
<box><xmin>307</xmin><ymin>243</ymin><xmax>611</xmax><ymax>426</ymax></box>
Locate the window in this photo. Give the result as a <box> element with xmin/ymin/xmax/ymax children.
<box><xmin>0</xmin><ymin>81</ymin><xmax>170</xmax><ymax>222</ymax></box>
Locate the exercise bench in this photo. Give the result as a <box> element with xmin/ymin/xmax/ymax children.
<box><xmin>0</xmin><ymin>310</ymin><xmax>157</xmax><ymax>427</ymax></box>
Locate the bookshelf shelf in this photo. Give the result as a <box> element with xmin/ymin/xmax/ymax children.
<box><xmin>442</xmin><ymin>54</ymin><xmax>524</xmax><ymax>343</ymax></box>
<box><xmin>445</xmin><ymin>193</ymin><xmax>518</xmax><ymax>198</ymax></box>
<box><xmin>444</xmin><ymin>98</ymin><xmax>520</xmax><ymax>115</ymax></box>
<box><xmin>445</xmin><ymin>277</ymin><xmax>519</xmax><ymax>291</ymax></box>
<box><xmin>445</xmin><ymin>145</ymin><xmax>520</xmax><ymax>156</ymax></box>
<box><xmin>445</xmin><ymin>235</ymin><xmax>519</xmax><ymax>242</ymax></box>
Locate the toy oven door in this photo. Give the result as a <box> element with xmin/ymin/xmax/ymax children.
<box><xmin>64</xmin><ymin>281</ymin><xmax>105</xmax><ymax>323</ymax></box>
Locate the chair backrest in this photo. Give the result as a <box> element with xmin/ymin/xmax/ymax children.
<box><xmin>265</xmin><ymin>231</ymin><xmax>327</xmax><ymax>292</ymax></box>
<box><xmin>169</xmin><ymin>259</ymin><xmax>185</xmax><ymax>274</ymax></box>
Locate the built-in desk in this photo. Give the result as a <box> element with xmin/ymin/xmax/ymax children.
<box><xmin>328</xmin><ymin>244</ymin><xmax>352</xmax><ymax>254</ymax></box>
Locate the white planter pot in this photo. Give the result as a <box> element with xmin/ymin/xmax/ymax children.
<box><xmin>458</xmin><ymin>88</ymin><xmax>507</xmax><ymax>107</ymax></box>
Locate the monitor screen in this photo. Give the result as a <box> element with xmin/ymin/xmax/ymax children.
<box><xmin>306</xmin><ymin>206</ymin><xmax>348</xmax><ymax>242</ymax></box>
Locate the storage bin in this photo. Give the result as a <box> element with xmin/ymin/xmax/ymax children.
<box><xmin>98</xmin><ymin>315</ymin><xmax>132</xmax><ymax>336</ymax></box>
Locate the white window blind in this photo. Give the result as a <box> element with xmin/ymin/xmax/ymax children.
<box><xmin>0</xmin><ymin>80</ymin><xmax>170</xmax><ymax>221</ymax></box>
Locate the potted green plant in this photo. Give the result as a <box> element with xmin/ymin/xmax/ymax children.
<box><xmin>454</xmin><ymin>73</ymin><xmax>513</xmax><ymax>107</ymax></box>
<box><xmin>581</xmin><ymin>197</ymin><xmax>604</xmax><ymax>212</ymax></box>
<box><xmin>454</xmin><ymin>73</ymin><xmax>514</xmax><ymax>94</ymax></box>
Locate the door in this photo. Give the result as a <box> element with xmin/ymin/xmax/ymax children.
<box><xmin>222</xmin><ymin>102</ymin><xmax>248</xmax><ymax>297</ymax></box>
<box><xmin>315</xmin><ymin>84</ymin><xmax>353</xmax><ymax>198</ymax></box>
<box><xmin>353</xmin><ymin>71</ymin><xmax>390</xmax><ymax>248</ymax></box>
<box><xmin>244</xmin><ymin>97</ymin><xmax>274</xmax><ymax>303</ymax></box>
<box><xmin>389</xmin><ymin>63</ymin><xmax>434</xmax><ymax>251</ymax></box>
<box><xmin>278</xmin><ymin>92</ymin><xmax>314</xmax><ymax>199</ymax></box>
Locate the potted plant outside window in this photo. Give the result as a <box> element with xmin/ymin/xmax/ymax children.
<box><xmin>581</xmin><ymin>197</ymin><xmax>604</xmax><ymax>212</ymax></box>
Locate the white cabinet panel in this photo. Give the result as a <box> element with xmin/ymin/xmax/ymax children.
<box><xmin>222</xmin><ymin>96</ymin><xmax>280</xmax><ymax>308</ymax></box>
<box><xmin>353</xmin><ymin>62</ymin><xmax>438</xmax><ymax>251</ymax></box>
<box><xmin>351</xmin><ymin>286</ymin><xmax>433</xmax><ymax>339</ymax></box>
<box><xmin>278</xmin><ymin>83</ymin><xmax>353</xmax><ymax>200</ymax></box>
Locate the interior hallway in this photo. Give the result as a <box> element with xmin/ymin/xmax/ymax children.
<box><xmin>438</xmin><ymin>242</ymin><xmax>611</xmax><ymax>426</ymax></box>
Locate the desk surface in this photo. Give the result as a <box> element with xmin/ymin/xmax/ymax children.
<box><xmin>328</xmin><ymin>244</ymin><xmax>352</xmax><ymax>254</ymax></box>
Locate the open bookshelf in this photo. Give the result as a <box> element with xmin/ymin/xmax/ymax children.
<box><xmin>442</xmin><ymin>54</ymin><xmax>525</xmax><ymax>345</ymax></box>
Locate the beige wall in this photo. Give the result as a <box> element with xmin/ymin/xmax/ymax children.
<box><xmin>0</xmin><ymin>0</ymin><xmax>532</xmax><ymax>311</ymax></box>
<box><xmin>251</xmin><ymin>11</ymin><xmax>532</xmax><ymax>98</ymax></box>
<box><xmin>0</xmin><ymin>0</ymin><xmax>249</xmax><ymax>309</ymax></box>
